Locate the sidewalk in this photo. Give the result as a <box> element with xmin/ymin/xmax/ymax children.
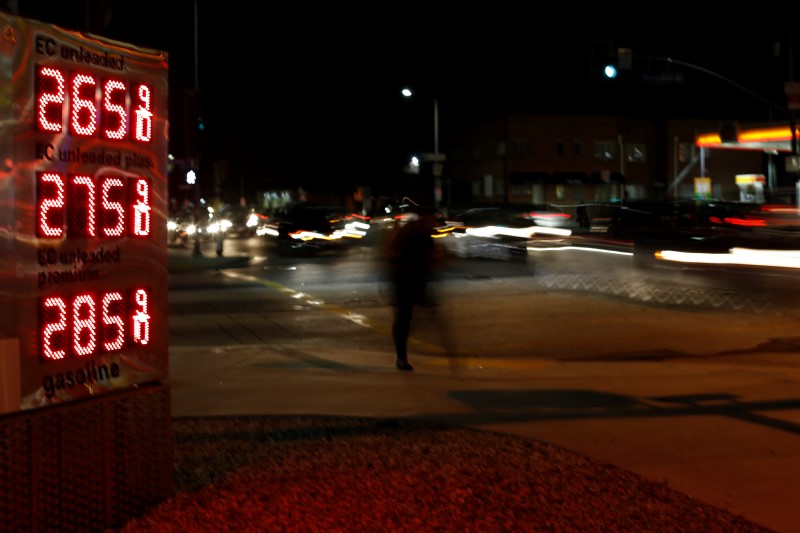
<box><xmin>167</xmin><ymin>244</ymin><xmax>251</xmax><ymax>272</ymax></box>
<box><xmin>148</xmin><ymin>245</ymin><xmax>800</xmax><ymax>532</ymax></box>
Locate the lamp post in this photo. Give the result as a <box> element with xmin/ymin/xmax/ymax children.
<box><xmin>190</xmin><ymin>0</ymin><xmax>202</xmax><ymax>257</ymax></box>
<box><xmin>402</xmin><ymin>88</ymin><xmax>443</xmax><ymax>208</ymax></box>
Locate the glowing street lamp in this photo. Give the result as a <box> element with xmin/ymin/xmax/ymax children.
<box><xmin>187</xmin><ymin>169</ymin><xmax>201</xmax><ymax>256</ymax></box>
<box><xmin>402</xmin><ymin>87</ymin><xmax>442</xmax><ymax>207</ymax></box>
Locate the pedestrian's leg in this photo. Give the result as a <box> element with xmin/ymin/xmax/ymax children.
<box><xmin>392</xmin><ymin>299</ymin><xmax>414</xmax><ymax>370</ymax></box>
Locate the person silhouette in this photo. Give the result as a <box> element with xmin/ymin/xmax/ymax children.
<box><xmin>384</xmin><ymin>209</ymin><xmax>442</xmax><ymax>371</ymax></box>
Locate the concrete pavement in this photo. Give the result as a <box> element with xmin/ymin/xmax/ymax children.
<box><xmin>167</xmin><ymin>245</ymin><xmax>800</xmax><ymax>533</ymax></box>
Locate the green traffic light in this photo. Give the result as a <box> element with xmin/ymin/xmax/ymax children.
<box><xmin>604</xmin><ymin>65</ymin><xmax>617</xmax><ymax>79</ymax></box>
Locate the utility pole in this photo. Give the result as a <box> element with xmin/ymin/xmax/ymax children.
<box><xmin>190</xmin><ymin>0</ymin><xmax>202</xmax><ymax>256</ymax></box>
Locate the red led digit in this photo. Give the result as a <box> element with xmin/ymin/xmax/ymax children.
<box><xmin>131</xmin><ymin>178</ymin><xmax>151</xmax><ymax>237</ymax></box>
<box><xmin>70</xmin><ymin>72</ymin><xmax>98</xmax><ymax>137</ymax></box>
<box><xmin>100</xmin><ymin>176</ymin><xmax>125</xmax><ymax>237</ymax></box>
<box><xmin>131</xmin><ymin>288</ymin><xmax>150</xmax><ymax>346</ymax></box>
<box><xmin>37</xmin><ymin>171</ymin><xmax>66</xmax><ymax>238</ymax></box>
<box><xmin>36</xmin><ymin>65</ymin><xmax>65</xmax><ymax>133</ymax></box>
<box><xmin>101</xmin><ymin>291</ymin><xmax>125</xmax><ymax>352</ymax></box>
<box><xmin>132</xmin><ymin>83</ymin><xmax>153</xmax><ymax>143</ymax></box>
<box><xmin>68</xmin><ymin>174</ymin><xmax>96</xmax><ymax>237</ymax></box>
<box><xmin>102</xmin><ymin>79</ymin><xmax>127</xmax><ymax>140</ymax></box>
<box><xmin>71</xmin><ymin>293</ymin><xmax>97</xmax><ymax>357</ymax></box>
<box><xmin>42</xmin><ymin>296</ymin><xmax>68</xmax><ymax>361</ymax></box>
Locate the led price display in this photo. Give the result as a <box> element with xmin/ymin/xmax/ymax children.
<box><xmin>35</xmin><ymin>65</ymin><xmax>153</xmax><ymax>142</ymax></box>
<box><xmin>40</xmin><ymin>287</ymin><xmax>151</xmax><ymax>360</ymax></box>
<box><xmin>0</xmin><ymin>16</ymin><xmax>169</xmax><ymax>413</ymax></box>
<box><xmin>36</xmin><ymin>172</ymin><xmax>151</xmax><ymax>238</ymax></box>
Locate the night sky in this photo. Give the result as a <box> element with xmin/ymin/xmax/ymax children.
<box><xmin>7</xmin><ymin>1</ymin><xmax>798</xmax><ymax>201</ymax></box>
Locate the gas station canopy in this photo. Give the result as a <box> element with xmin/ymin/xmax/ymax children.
<box><xmin>696</xmin><ymin>122</ymin><xmax>800</xmax><ymax>152</ymax></box>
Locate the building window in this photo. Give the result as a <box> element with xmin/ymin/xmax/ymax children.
<box><xmin>556</xmin><ymin>140</ymin><xmax>565</xmax><ymax>156</ymax></box>
<box><xmin>573</xmin><ymin>140</ymin><xmax>582</xmax><ymax>155</ymax></box>
<box><xmin>512</xmin><ymin>138</ymin><xmax>530</xmax><ymax>157</ymax></box>
<box><xmin>472</xmin><ymin>146</ymin><xmax>482</xmax><ymax>159</ymax></box>
<box><xmin>625</xmin><ymin>143</ymin><xmax>647</xmax><ymax>163</ymax></box>
<box><xmin>593</xmin><ymin>140</ymin><xmax>617</xmax><ymax>161</ymax></box>
<box><xmin>483</xmin><ymin>174</ymin><xmax>494</xmax><ymax>197</ymax></box>
<box><xmin>497</xmin><ymin>141</ymin><xmax>506</xmax><ymax>156</ymax></box>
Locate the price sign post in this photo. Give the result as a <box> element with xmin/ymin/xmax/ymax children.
<box><xmin>0</xmin><ymin>14</ymin><xmax>171</xmax><ymax>529</ymax></box>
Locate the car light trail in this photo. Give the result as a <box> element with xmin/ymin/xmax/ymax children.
<box><xmin>657</xmin><ymin>247</ymin><xmax>800</xmax><ymax>269</ymax></box>
<box><xmin>464</xmin><ymin>225</ymin><xmax>572</xmax><ymax>238</ymax></box>
<box><xmin>527</xmin><ymin>245</ymin><xmax>633</xmax><ymax>257</ymax></box>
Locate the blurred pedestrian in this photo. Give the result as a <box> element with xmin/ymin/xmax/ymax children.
<box><xmin>384</xmin><ymin>209</ymin><xmax>442</xmax><ymax>371</ymax></box>
<box><xmin>215</xmin><ymin>230</ymin><xmax>224</xmax><ymax>257</ymax></box>
<box><xmin>577</xmin><ymin>204</ymin><xmax>590</xmax><ymax>228</ymax></box>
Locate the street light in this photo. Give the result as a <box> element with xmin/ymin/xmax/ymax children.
<box><xmin>402</xmin><ymin>87</ymin><xmax>442</xmax><ymax>208</ymax></box>
<box><xmin>187</xmin><ymin>169</ymin><xmax>202</xmax><ymax>256</ymax></box>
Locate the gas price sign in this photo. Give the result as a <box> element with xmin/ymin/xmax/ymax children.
<box><xmin>0</xmin><ymin>14</ymin><xmax>168</xmax><ymax>412</ymax></box>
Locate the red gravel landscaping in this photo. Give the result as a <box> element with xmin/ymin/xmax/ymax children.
<box><xmin>116</xmin><ymin>415</ymin><xmax>774</xmax><ymax>532</ymax></box>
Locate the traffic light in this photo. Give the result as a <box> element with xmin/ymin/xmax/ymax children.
<box><xmin>184</xmin><ymin>89</ymin><xmax>206</xmax><ymax>157</ymax></box>
<box><xmin>590</xmin><ymin>43</ymin><xmax>633</xmax><ymax>80</ymax></box>
<box><xmin>605</xmin><ymin>48</ymin><xmax>634</xmax><ymax>79</ymax></box>
<box><xmin>589</xmin><ymin>40</ymin><xmax>615</xmax><ymax>79</ymax></box>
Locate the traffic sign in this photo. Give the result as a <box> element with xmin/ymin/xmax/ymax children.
<box><xmin>422</xmin><ymin>152</ymin><xmax>447</xmax><ymax>162</ymax></box>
